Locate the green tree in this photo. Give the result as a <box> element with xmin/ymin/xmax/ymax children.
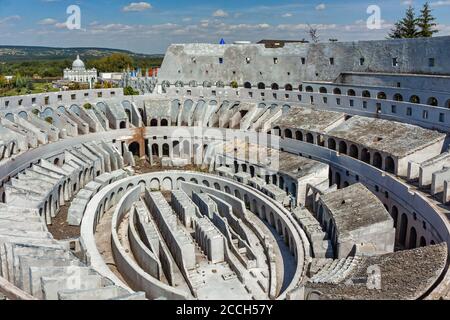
<box><xmin>417</xmin><ymin>2</ymin><xmax>438</xmax><ymax>37</ymax></box>
<box><xmin>0</xmin><ymin>75</ymin><xmax>7</xmax><ymax>88</ymax></box>
<box><xmin>124</xmin><ymin>86</ymin><xmax>139</xmax><ymax>96</ymax></box>
<box><xmin>400</xmin><ymin>6</ymin><xmax>419</xmax><ymax>38</ymax></box>
<box><xmin>388</xmin><ymin>22</ymin><xmax>403</xmax><ymax>39</ymax></box>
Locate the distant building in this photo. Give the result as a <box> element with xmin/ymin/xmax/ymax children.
<box><xmin>63</xmin><ymin>55</ymin><xmax>98</xmax><ymax>87</ymax></box>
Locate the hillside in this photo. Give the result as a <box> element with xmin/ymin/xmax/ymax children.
<box><xmin>0</xmin><ymin>46</ymin><xmax>163</xmax><ymax>62</ymax></box>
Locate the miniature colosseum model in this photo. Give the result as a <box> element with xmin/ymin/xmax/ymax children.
<box><xmin>1</xmin><ymin>37</ymin><xmax>450</xmax><ymax>300</ymax></box>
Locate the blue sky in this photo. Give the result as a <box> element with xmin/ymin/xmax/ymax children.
<box><xmin>0</xmin><ymin>0</ymin><xmax>449</xmax><ymax>53</ymax></box>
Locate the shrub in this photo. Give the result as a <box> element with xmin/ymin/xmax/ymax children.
<box><xmin>230</xmin><ymin>81</ymin><xmax>238</xmax><ymax>89</ymax></box>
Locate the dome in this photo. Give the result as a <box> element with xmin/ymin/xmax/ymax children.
<box><xmin>72</xmin><ymin>55</ymin><xmax>85</xmax><ymax>70</ymax></box>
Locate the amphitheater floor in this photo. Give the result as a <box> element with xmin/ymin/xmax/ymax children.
<box><xmin>47</xmin><ymin>203</ymin><xmax>81</xmax><ymax>240</ymax></box>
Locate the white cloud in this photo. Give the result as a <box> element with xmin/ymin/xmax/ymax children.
<box><xmin>213</xmin><ymin>9</ymin><xmax>229</xmax><ymax>18</ymax></box>
<box><xmin>0</xmin><ymin>15</ymin><xmax>21</xmax><ymax>25</ymax></box>
<box><xmin>38</xmin><ymin>18</ymin><xmax>57</xmax><ymax>25</ymax></box>
<box><xmin>315</xmin><ymin>3</ymin><xmax>326</xmax><ymax>11</ymax></box>
<box><xmin>123</xmin><ymin>2</ymin><xmax>152</xmax><ymax>12</ymax></box>
<box><xmin>430</xmin><ymin>0</ymin><xmax>450</xmax><ymax>6</ymax></box>
<box><xmin>402</xmin><ymin>0</ymin><xmax>414</xmax><ymax>5</ymax></box>
<box><xmin>282</xmin><ymin>13</ymin><xmax>293</xmax><ymax>17</ymax></box>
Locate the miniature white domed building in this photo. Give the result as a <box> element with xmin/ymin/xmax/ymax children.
<box><xmin>63</xmin><ymin>55</ymin><xmax>98</xmax><ymax>86</ymax></box>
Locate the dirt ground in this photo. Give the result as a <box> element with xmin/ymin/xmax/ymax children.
<box><xmin>47</xmin><ymin>203</ymin><xmax>81</xmax><ymax>240</ymax></box>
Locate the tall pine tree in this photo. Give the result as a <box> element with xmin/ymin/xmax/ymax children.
<box><xmin>388</xmin><ymin>22</ymin><xmax>403</xmax><ymax>39</ymax></box>
<box><xmin>400</xmin><ymin>6</ymin><xmax>419</xmax><ymax>38</ymax></box>
<box><xmin>417</xmin><ymin>2</ymin><xmax>438</xmax><ymax>37</ymax></box>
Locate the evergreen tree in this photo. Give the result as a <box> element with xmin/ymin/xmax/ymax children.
<box><xmin>400</xmin><ymin>6</ymin><xmax>419</xmax><ymax>38</ymax></box>
<box><xmin>417</xmin><ymin>2</ymin><xmax>438</xmax><ymax>37</ymax></box>
<box><xmin>388</xmin><ymin>22</ymin><xmax>403</xmax><ymax>39</ymax></box>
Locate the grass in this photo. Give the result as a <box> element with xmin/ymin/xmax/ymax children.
<box><xmin>0</xmin><ymin>82</ymin><xmax>59</xmax><ymax>97</ymax></box>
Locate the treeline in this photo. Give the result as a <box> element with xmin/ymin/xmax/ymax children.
<box><xmin>0</xmin><ymin>53</ymin><xmax>164</xmax><ymax>78</ymax></box>
<box><xmin>389</xmin><ymin>2</ymin><xmax>438</xmax><ymax>38</ymax></box>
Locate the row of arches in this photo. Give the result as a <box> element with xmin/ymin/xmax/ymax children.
<box><xmin>278</xmin><ymin>127</ymin><xmax>397</xmax><ymax>175</ymax></box>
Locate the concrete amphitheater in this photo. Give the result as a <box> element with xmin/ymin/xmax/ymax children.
<box><xmin>1</xmin><ymin>36</ymin><xmax>450</xmax><ymax>300</ymax></box>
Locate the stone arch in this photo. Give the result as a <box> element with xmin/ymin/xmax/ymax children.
<box><xmin>284</xmin><ymin>129</ymin><xmax>293</xmax><ymax>139</ymax></box>
<box><xmin>335</xmin><ymin>172</ymin><xmax>341</xmax><ymax>188</ymax></box>
<box><xmin>257</xmin><ymin>82</ymin><xmax>266</xmax><ymax>90</ymax></box>
<box><xmin>349</xmin><ymin>144</ymin><xmax>358</xmax><ymax>159</ymax></box>
<box><xmin>150</xmin><ymin>178</ymin><xmax>160</xmax><ymax>191</ymax></box>
<box><xmin>420</xmin><ymin>236</ymin><xmax>426</xmax><ymax>247</ymax></box>
<box><xmin>385</xmin><ymin>156</ymin><xmax>395</xmax><ymax>174</ymax></box>
<box><xmin>347</xmin><ymin>89</ymin><xmax>356</xmax><ymax>96</ymax></box>
<box><xmin>338</xmin><ymin>141</ymin><xmax>347</xmax><ymax>154</ymax></box>
<box><xmin>373</xmin><ymin>152</ymin><xmax>382</xmax><ymax>169</ymax></box>
<box><xmin>305</xmin><ymin>86</ymin><xmax>313</xmax><ymax>92</ymax></box>
<box><xmin>393</xmin><ymin>93</ymin><xmax>403</xmax><ymax>101</ymax></box>
<box><xmin>244</xmin><ymin>82</ymin><xmax>252</xmax><ymax>89</ymax></box>
<box><xmin>319</xmin><ymin>87</ymin><xmax>327</xmax><ymax>94</ymax></box>
<box><xmin>377</xmin><ymin>92</ymin><xmax>387</xmax><ymax>100</ymax></box>
<box><xmin>285</xmin><ymin>84</ymin><xmax>293</xmax><ymax>91</ymax></box>
<box><xmin>162</xmin><ymin>177</ymin><xmax>173</xmax><ymax>191</ymax></box>
<box><xmin>399</xmin><ymin>213</ymin><xmax>408</xmax><ymax>246</ymax></box>
<box><xmin>409</xmin><ymin>227</ymin><xmax>417</xmax><ymax>249</ymax></box>
<box><xmin>328</xmin><ymin>138</ymin><xmax>336</xmax><ymax>150</ymax></box>
<box><xmin>161</xmin><ymin>119</ymin><xmax>169</xmax><ymax>126</ymax></box>
<box><xmin>362</xmin><ymin>90</ymin><xmax>371</xmax><ymax>98</ymax></box>
<box><xmin>150</xmin><ymin>118</ymin><xmax>158</xmax><ymax>127</ymax></box>
<box><xmin>410</xmin><ymin>95</ymin><xmax>420</xmax><ymax>104</ymax></box>
<box><xmin>391</xmin><ymin>206</ymin><xmax>399</xmax><ymax>228</ymax></box>
<box><xmin>361</xmin><ymin>148</ymin><xmax>370</xmax><ymax>163</ymax></box>
<box><xmin>271</xmin><ymin>83</ymin><xmax>279</xmax><ymax>90</ymax></box>
<box><xmin>162</xmin><ymin>143</ymin><xmax>170</xmax><ymax>157</ymax></box>
<box><xmin>119</xmin><ymin>121</ymin><xmax>126</xmax><ymax>129</ymax></box>
<box><xmin>296</xmin><ymin>131</ymin><xmax>303</xmax><ymax>141</ymax></box>
<box><xmin>427</xmin><ymin>97</ymin><xmax>438</xmax><ymax>106</ymax></box>
<box><xmin>129</xmin><ymin>141</ymin><xmax>140</xmax><ymax>156</ymax></box>
<box><xmin>333</xmin><ymin>88</ymin><xmax>342</xmax><ymax>95</ymax></box>
<box><xmin>306</xmin><ymin>133</ymin><xmax>314</xmax><ymax>144</ymax></box>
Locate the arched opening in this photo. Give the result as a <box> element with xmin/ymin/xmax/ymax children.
<box><xmin>271</xmin><ymin>83</ymin><xmax>279</xmax><ymax>90</ymax></box>
<box><xmin>420</xmin><ymin>236</ymin><xmax>426</xmax><ymax>247</ymax></box>
<box><xmin>338</xmin><ymin>141</ymin><xmax>347</xmax><ymax>154</ymax></box>
<box><xmin>161</xmin><ymin>119</ymin><xmax>169</xmax><ymax>126</ymax></box>
<box><xmin>385</xmin><ymin>156</ymin><xmax>395</xmax><ymax>174</ymax></box>
<box><xmin>129</xmin><ymin>142</ymin><xmax>140</xmax><ymax>157</ymax></box>
<box><xmin>399</xmin><ymin>213</ymin><xmax>408</xmax><ymax>246</ymax></box>
<box><xmin>361</xmin><ymin>148</ymin><xmax>370</xmax><ymax>163</ymax></box>
<box><xmin>347</xmin><ymin>89</ymin><xmax>356</xmax><ymax>96</ymax></box>
<box><xmin>446</xmin><ymin>99</ymin><xmax>450</xmax><ymax>109</ymax></box>
<box><xmin>296</xmin><ymin>131</ymin><xmax>303</xmax><ymax>141</ymax></box>
<box><xmin>427</xmin><ymin>97</ymin><xmax>438</xmax><ymax>106</ymax></box>
<box><xmin>285</xmin><ymin>84</ymin><xmax>293</xmax><ymax>91</ymax></box>
<box><xmin>409</xmin><ymin>227</ymin><xmax>417</xmax><ymax>249</ymax></box>
<box><xmin>319</xmin><ymin>87</ymin><xmax>327</xmax><ymax>94</ymax></box>
<box><xmin>305</xmin><ymin>86</ymin><xmax>313</xmax><ymax>93</ymax></box>
<box><xmin>119</xmin><ymin>121</ymin><xmax>126</xmax><ymax>129</ymax></box>
<box><xmin>151</xmin><ymin>144</ymin><xmax>159</xmax><ymax>157</ymax></box>
<box><xmin>393</xmin><ymin>93</ymin><xmax>403</xmax><ymax>101</ymax></box>
<box><xmin>373</xmin><ymin>152</ymin><xmax>382</xmax><ymax>169</ymax></box>
<box><xmin>162</xmin><ymin>144</ymin><xmax>170</xmax><ymax>157</ymax></box>
<box><xmin>244</xmin><ymin>82</ymin><xmax>252</xmax><ymax>89</ymax></box>
<box><xmin>258</xmin><ymin>82</ymin><xmax>266</xmax><ymax>90</ymax></box>
<box><xmin>377</xmin><ymin>92</ymin><xmax>387</xmax><ymax>100</ymax></box>
<box><xmin>328</xmin><ymin>138</ymin><xmax>336</xmax><ymax>150</ymax></box>
<box><xmin>335</xmin><ymin>172</ymin><xmax>341</xmax><ymax>188</ymax></box>
<box><xmin>391</xmin><ymin>206</ymin><xmax>398</xmax><ymax>227</ymax></box>
<box><xmin>333</xmin><ymin>88</ymin><xmax>341</xmax><ymax>95</ymax></box>
<box><xmin>150</xmin><ymin>119</ymin><xmax>158</xmax><ymax>127</ymax></box>
<box><xmin>362</xmin><ymin>90</ymin><xmax>371</xmax><ymax>98</ymax></box>
<box><xmin>410</xmin><ymin>95</ymin><xmax>420</xmax><ymax>104</ymax></box>
<box><xmin>306</xmin><ymin>133</ymin><xmax>314</xmax><ymax>144</ymax></box>
<box><xmin>284</xmin><ymin>129</ymin><xmax>293</xmax><ymax>139</ymax></box>
<box><xmin>349</xmin><ymin>145</ymin><xmax>358</xmax><ymax>158</ymax></box>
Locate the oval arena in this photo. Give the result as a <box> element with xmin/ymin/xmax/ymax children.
<box><xmin>1</xmin><ymin>37</ymin><xmax>450</xmax><ymax>300</ymax></box>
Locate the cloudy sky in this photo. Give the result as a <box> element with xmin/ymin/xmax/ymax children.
<box><xmin>0</xmin><ymin>0</ymin><xmax>449</xmax><ymax>54</ymax></box>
